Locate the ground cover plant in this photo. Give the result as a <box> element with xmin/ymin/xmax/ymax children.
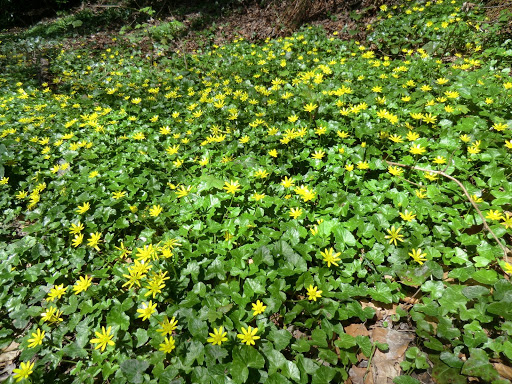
<box><xmin>1</xmin><ymin>0</ymin><xmax>512</xmax><ymax>382</ymax></box>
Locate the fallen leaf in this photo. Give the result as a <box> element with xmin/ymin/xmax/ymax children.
<box><xmin>494</xmin><ymin>362</ymin><xmax>512</xmax><ymax>380</ymax></box>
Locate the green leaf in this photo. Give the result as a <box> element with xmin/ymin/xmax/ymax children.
<box><xmin>268</xmin><ymin>328</ymin><xmax>292</xmax><ymax>351</ymax></box>
<box><xmin>334</xmin><ymin>227</ymin><xmax>356</xmax><ymax>246</ymax></box>
<box><xmin>471</xmin><ymin>270</ymin><xmax>498</xmax><ymax>285</ymax></box>
<box><xmin>233</xmin><ymin>345</ymin><xmax>265</xmax><ymax>369</ymax></box>
<box><xmin>356</xmin><ymin>335</ymin><xmax>373</xmax><ymax>357</ymax></box>
<box><xmin>107</xmin><ymin>308</ymin><xmax>130</xmax><ymax>331</ymax></box>
<box><xmin>135</xmin><ymin>328</ymin><xmax>148</xmax><ymax>348</ymax></box>
<box><xmin>461</xmin><ymin>348</ymin><xmax>499</xmax><ymax>381</ymax></box>
<box><xmin>120</xmin><ymin>359</ymin><xmax>149</xmax><ymax>384</ymax></box>
<box><xmin>318</xmin><ymin>348</ymin><xmax>338</xmax><ymax>364</ymax></box>
<box><xmin>311</xmin><ymin>365</ymin><xmax>336</xmax><ymax>384</ymax></box>
<box><xmin>335</xmin><ymin>333</ymin><xmax>356</xmax><ymax>349</ymax></box>
<box><xmin>310</xmin><ymin>329</ymin><xmax>328</xmax><ymax>348</ymax></box>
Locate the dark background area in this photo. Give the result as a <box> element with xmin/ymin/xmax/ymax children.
<box><xmin>0</xmin><ymin>0</ymin><xmax>250</xmax><ymax>30</ymax></box>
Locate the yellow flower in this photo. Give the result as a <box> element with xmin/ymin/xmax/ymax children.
<box><xmin>69</xmin><ymin>222</ymin><xmax>84</xmax><ymax>234</ymax></box>
<box><xmin>254</xmin><ymin>169</ymin><xmax>269</xmax><ymax>178</ymax></box>
<box><xmin>416</xmin><ymin>188</ymin><xmax>427</xmax><ymax>199</ymax></box>
<box><xmin>281</xmin><ymin>176</ymin><xmax>294</xmax><ymax>188</ymax></box>
<box><xmin>149</xmin><ymin>205</ymin><xmax>163</xmax><ymax>217</ymax></box>
<box><xmin>76</xmin><ymin>202</ymin><xmax>90</xmax><ymax>214</ymax></box>
<box><xmin>486</xmin><ymin>210</ymin><xmax>503</xmax><ymax>221</ymax></box>
<box><xmin>90</xmin><ymin>326</ymin><xmax>115</xmax><ymax>352</ymax></box>
<box><xmin>12</xmin><ymin>361</ymin><xmax>35</xmax><ymax>382</ymax></box>
<box><xmin>503</xmin><ymin>262</ymin><xmax>512</xmax><ymax>274</ymax></box>
<box><xmin>311</xmin><ymin>150</ymin><xmax>325</xmax><ymax>160</ymax></box>
<box><xmin>237</xmin><ymin>326</ymin><xmax>260</xmax><ymax>346</ymax></box>
<box><xmin>345</xmin><ymin>164</ymin><xmax>354</xmax><ymax>172</ymax></box>
<box><xmin>409</xmin><ymin>248</ymin><xmax>427</xmax><ymax>265</ymax></box>
<box><xmin>502</xmin><ymin>213</ymin><xmax>512</xmax><ymax>229</ymax></box>
<box><xmin>289</xmin><ymin>207</ymin><xmax>303</xmax><ymax>219</ymax></box>
<box><xmin>492</xmin><ymin>122</ymin><xmax>508</xmax><ymax>132</ymax></box>
<box><xmin>73</xmin><ymin>275</ymin><xmax>92</xmax><ymax>294</ymax></box>
<box><xmin>112</xmin><ymin>191</ymin><xmax>126</xmax><ymax>199</ymax></box>
<box><xmin>268</xmin><ymin>149</ymin><xmax>278</xmax><ymax>157</ymax></box>
<box><xmin>304</xmin><ymin>103</ymin><xmax>318</xmax><ymax>112</ymax></box>
<box><xmin>87</xmin><ymin>232</ymin><xmax>102</xmax><ymax>251</ymax></box>
<box><xmin>89</xmin><ymin>171</ymin><xmax>99</xmax><ymax>178</ymax></box>
<box><xmin>409</xmin><ymin>144</ymin><xmax>426</xmax><ymax>155</ymax></box>
<box><xmin>388</xmin><ymin>166</ymin><xmax>403</xmax><ymax>177</ymax></box>
<box><xmin>223</xmin><ymin>180</ymin><xmax>241</xmax><ymax>194</ymax></box>
<box><xmin>157</xmin><ymin>316</ymin><xmax>178</xmax><ymax>336</ymax></box>
<box><xmin>357</xmin><ymin>161</ymin><xmax>370</xmax><ymax>170</ymax></box>
<box><xmin>137</xmin><ymin>300</ymin><xmax>157</xmax><ymax>321</ymax></box>
<box><xmin>207</xmin><ymin>327</ymin><xmax>228</xmax><ymax>346</ymax></box>
<box><xmin>306</xmin><ymin>285</ymin><xmax>322</xmax><ymax>301</ymax></box>
<box><xmin>47</xmin><ymin>284</ymin><xmax>67</xmax><ymax>302</ymax></box>
<box><xmin>320</xmin><ymin>247</ymin><xmax>341</xmax><ymax>267</ymax></box>
<box><xmin>252</xmin><ymin>300</ymin><xmax>267</xmax><ymax>316</ymax></box>
<box><xmin>385</xmin><ymin>226</ymin><xmax>404</xmax><ymax>246</ymax></box>
<box><xmin>159</xmin><ymin>336</ymin><xmax>176</xmax><ymax>353</ymax></box>
<box><xmin>175</xmin><ymin>185</ymin><xmax>192</xmax><ymax>198</ymax></box>
<box><xmin>252</xmin><ymin>193</ymin><xmax>265</xmax><ymax>201</ymax></box>
<box><xmin>399</xmin><ymin>210</ymin><xmax>416</xmax><ymax>221</ymax></box>
<box><xmin>432</xmin><ymin>156</ymin><xmax>446</xmax><ymax>164</ymax></box>
<box><xmin>27</xmin><ymin>328</ymin><xmax>45</xmax><ymax>348</ymax></box>
<box><xmin>406</xmin><ymin>131</ymin><xmax>420</xmax><ymax>141</ymax></box>
<box><xmin>470</xmin><ymin>194</ymin><xmax>483</xmax><ymax>203</ymax></box>
<box><xmin>72</xmin><ymin>233</ymin><xmax>84</xmax><ymax>247</ymax></box>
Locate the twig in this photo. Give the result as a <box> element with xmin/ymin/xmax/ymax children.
<box><xmin>386</xmin><ymin>160</ymin><xmax>510</xmax><ymax>264</ymax></box>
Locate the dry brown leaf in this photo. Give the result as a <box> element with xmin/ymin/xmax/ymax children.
<box><xmin>348</xmin><ymin>366</ymin><xmax>374</xmax><ymax>384</ymax></box>
<box><xmin>345</xmin><ymin>323</ymin><xmax>370</xmax><ymax>338</ymax></box>
<box><xmin>494</xmin><ymin>362</ymin><xmax>512</xmax><ymax>380</ymax></box>
<box><xmin>369</xmin><ymin>328</ymin><xmax>414</xmax><ymax>383</ymax></box>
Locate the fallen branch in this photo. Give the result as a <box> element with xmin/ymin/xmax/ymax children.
<box><xmin>386</xmin><ymin>160</ymin><xmax>510</xmax><ymax>265</ymax></box>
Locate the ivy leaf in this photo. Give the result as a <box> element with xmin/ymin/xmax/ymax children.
<box><xmin>461</xmin><ymin>348</ymin><xmax>499</xmax><ymax>382</ymax></box>
<box><xmin>333</xmin><ymin>227</ymin><xmax>356</xmax><ymax>246</ymax></box>
<box><xmin>471</xmin><ymin>270</ymin><xmax>498</xmax><ymax>285</ymax></box>
<box><xmin>268</xmin><ymin>328</ymin><xmax>292</xmax><ymax>351</ymax></box>
<box><xmin>120</xmin><ymin>359</ymin><xmax>149</xmax><ymax>384</ymax></box>
<box><xmin>356</xmin><ymin>335</ymin><xmax>373</xmax><ymax>358</ymax></box>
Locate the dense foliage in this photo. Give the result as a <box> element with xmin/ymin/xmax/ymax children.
<box><xmin>1</xmin><ymin>0</ymin><xmax>512</xmax><ymax>383</ymax></box>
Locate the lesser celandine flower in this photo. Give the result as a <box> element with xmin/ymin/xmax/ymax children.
<box><xmin>306</xmin><ymin>285</ymin><xmax>322</xmax><ymax>301</ymax></box>
<box><xmin>208</xmin><ymin>327</ymin><xmax>228</xmax><ymax>346</ymax></box>
<box><xmin>87</xmin><ymin>232</ymin><xmax>102</xmax><ymax>251</ymax></box>
<box><xmin>385</xmin><ymin>226</ymin><xmax>404</xmax><ymax>246</ymax></box>
<box><xmin>159</xmin><ymin>336</ymin><xmax>176</xmax><ymax>353</ymax></box>
<box><xmin>27</xmin><ymin>328</ymin><xmax>45</xmax><ymax>348</ymax></box>
<box><xmin>223</xmin><ymin>180</ymin><xmax>241</xmax><ymax>194</ymax></box>
<box><xmin>321</xmin><ymin>248</ymin><xmax>341</xmax><ymax>267</ymax></box>
<box><xmin>90</xmin><ymin>326</ymin><xmax>115</xmax><ymax>352</ymax></box>
<box><xmin>76</xmin><ymin>202</ymin><xmax>90</xmax><ymax>214</ymax></box>
<box><xmin>12</xmin><ymin>361</ymin><xmax>35</xmax><ymax>382</ymax></box>
<box><xmin>237</xmin><ymin>326</ymin><xmax>260</xmax><ymax>346</ymax></box>
<box><xmin>409</xmin><ymin>248</ymin><xmax>427</xmax><ymax>265</ymax></box>
<box><xmin>73</xmin><ymin>275</ymin><xmax>92</xmax><ymax>294</ymax></box>
<box><xmin>137</xmin><ymin>300</ymin><xmax>157</xmax><ymax>321</ymax></box>
<box><xmin>400</xmin><ymin>210</ymin><xmax>416</xmax><ymax>221</ymax></box>
<box><xmin>289</xmin><ymin>207</ymin><xmax>303</xmax><ymax>219</ymax></box>
<box><xmin>149</xmin><ymin>205</ymin><xmax>163</xmax><ymax>217</ymax></box>
<box><xmin>252</xmin><ymin>300</ymin><xmax>267</xmax><ymax>316</ymax></box>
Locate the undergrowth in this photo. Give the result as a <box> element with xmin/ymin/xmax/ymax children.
<box><xmin>0</xmin><ymin>0</ymin><xmax>512</xmax><ymax>383</ymax></box>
